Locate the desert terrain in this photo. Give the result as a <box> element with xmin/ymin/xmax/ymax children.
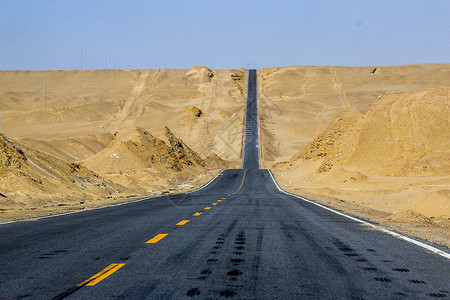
<box><xmin>259</xmin><ymin>64</ymin><xmax>449</xmax><ymax>246</ymax></box>
<box><xmin>0</xmin><ymin>67</ymin><xmax>246</xmax><ymax>220</ymax></box>
<box><xmin>1</xmin><ymin>64</ymin><xmax>449</xmax><ymax>247</ymax></box>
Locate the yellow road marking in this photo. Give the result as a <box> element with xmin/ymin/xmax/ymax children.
<box><xmin>229</xmin><ymin>170</ymin><xmax>247</xmax><ymax>196</ymax></box>
<box><xmin>176</xmin><ymin>220</ymin><xmax>190</xmax><ymax>225</ymax></box>
<box><xmin>146</xmin><ymin>233</ymin><xmax>168</xmax><ymax>243</ymax></box>
<box><xmin>192</xmin><ymin>171</ymin><xmax>246</xmax><ymax>219</ymax></box>
<box><xmin>78</xmin><ymin>263</ymin><xmax>125</xmax><ymax>286</ymax></box>
<box><xmin>235</xmin><ymin>169</ymin><xmax>247</xmax><ymax>193</ymax></box>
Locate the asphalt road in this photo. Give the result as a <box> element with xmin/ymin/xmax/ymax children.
<box><xmin>0</xmin><ymin>70</ymin><xmax>449</xmax><ymax>299</ymax></box>
<box><xmin>242</xmin><ymin>69</ymin><xmax>259</xmax><ymax>170</ymax></box>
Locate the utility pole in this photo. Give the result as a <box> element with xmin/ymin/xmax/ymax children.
<box><xmin>0</xmin><ymin>112</ymin><xmax>2</xmax><ymax>134</ymax></box>
<box><xmin>45</xmin><ymin>82</ymin><xmax>48</xmax><ymax>110</ymax></box>
<box><xmin>81</xmin><ymin>48</ymin><xmax>83</xmax><ymax>70</ymax></box>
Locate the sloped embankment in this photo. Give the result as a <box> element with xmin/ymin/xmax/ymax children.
<box><xmin>273</xmin><ymin>88</ymin><xmax>450</xmax><ymax>219</ymax></box>
<box><xmin>83</xmin><ymin>126</ymin><xmax>227</xmax><ymax>192</ymax></box>
<box><xmin>0</xmin><ymin>133</ymin><xmax>128</xmax><ymax>219</ymax></box>
<box><xmin>272</xmin><ymin>87</ymin><xmax>450</xmax><ymax>246</ymax></box>
<box><xmin>0</xmin><ymin>126</ymin><xmax>228</xmax><ymax>221</ymax></box>
<box><xmin>296</xmin><ymin>87</ymin><xmax>449</xmax><ymax>177</ymax></box>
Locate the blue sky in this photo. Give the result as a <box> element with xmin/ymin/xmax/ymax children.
<box><xmin>1</xmin><ymin>0</ymin><xmax>449</xmax><ymax>70</ymax></box>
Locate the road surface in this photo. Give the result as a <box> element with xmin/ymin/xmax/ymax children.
<box><xmin>0</xmin><ymin>69</ymin><xmax>449</xmax><ymax>299</ymax></box>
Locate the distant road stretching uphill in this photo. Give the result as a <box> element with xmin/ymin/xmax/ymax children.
<box><xmin>242</xmin><ymin>69</ymin><xmax>259</xmax><ymax>170</ymax></box>
<box><xmin>0</xmin><ymin>70</ymin><xmax>449</xmax><ymax>299</ymax></box>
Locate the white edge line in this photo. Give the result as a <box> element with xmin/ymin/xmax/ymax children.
<box><xmin>0</xmin><ymin>169</ymin><xmax>225</xmax><ymax>225</ymax></box>
<box><xmin>5</xmin><ymin>195</ymin><xmax>154</xmax><ymax>223</ymax></box>
<box><xmin>267</xmin><ymin>169</ymin><xmax>450</xmax><ymax>260</ymax></box>
<box><xmin>186</xmin><ymin>169</ymin><xmax>225</xmax><ymax>194</ymax></box>
<box><xmin>255</xmin><ymin>69</ymin><xmax>260</xmax><ymax>170</ymax></box>
<box><xmin>255</xmin><ymin>69</ymin><xmax>262</xmax><ymax>169</ymax></box>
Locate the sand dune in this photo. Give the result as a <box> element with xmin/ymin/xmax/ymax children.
<box><xmin>272</xmin><ymin>87</ymin><xmax>449</xmax><ymax>215</ymax></box>
<box><xmin>0</xmin><ymin>67</ymin><xmax>246</xmax><ymax>165</ymax></box>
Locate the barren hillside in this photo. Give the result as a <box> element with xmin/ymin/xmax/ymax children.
<box><xmin>0</xmin><ymin>67</ymin><xmax>246</xmax><ymax>220</ymax></box>
<box><xmin>83</xmin><ymin>126</ymin><xmax>226</xmax><ymax>192</ymax></box>
<box><xmin>0</xmin><ymin>67</ymin><xmax>246</xmax><ymax>165</ymax></box>
<box><xmin>259</xmin><ymin>64</ymin><xmax>450</xmax><ymax>162</ymax></box>
<box><xmin>273</xmin><ymin>87</ymin><xmax>449</xmax><ymax>216</ymax></box>
<box><xmin>0</xmin><ymin>132</ymin><xmax>129</xmax><ymax>220</ymax></box>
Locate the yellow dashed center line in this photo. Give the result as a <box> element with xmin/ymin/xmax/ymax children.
<box><xmin>228</xmin><ymin>170</ymin><xmax>247</xmax><ymax>196</ymax></box>
<box><xmin>78</xmin><ymin>263</ymin><xmax>125</xmax><ymax>286</ymax></box>
<box><xmin>176</xmin><ymin>220</ymin><xmax>190</xmax><ymax>226</ymax></box>
<box><xmin>76</xmin><ymin>170</ymin><xmax>249</xmax><ymax>289</ymax></box>
<box><xmin>191</xmin><ymin>170</ymin><xmax>247</xmax><ymax>218</ymax></box>
<box><xmin>146</xmin><ymin>233</ymin><xmax>168</xmax><ymax>243</ymax></box>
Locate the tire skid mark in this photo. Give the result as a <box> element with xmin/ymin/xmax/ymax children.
<box><xmin>330</xmin><ymin>235</ymin><xmax>437</xmax><ymax>296</ymax></box>
<box><xmin>290</xmin><ymin>223</ymin><xmax>349</xmax><ymax>276</ymax></box>
<box><xmin>187</xmin><ymin>220</ymin><xmax>241</xmax><ymax>296</ymax></box>
<box><xmin>277</xmin><ymin>219</ymin><xmax>326</xmax><ymax>297</ymax></box>
<box><xmin>250</xmin><ymin>226</ymin><xmax>264</xmax><ymax>298</ymax></box>
<box><xmin>164</xmin><ymin>239</ymin><xmax>202</xmax><ymax>266</ymax></box>
<box><xmin>282</xmin><ymin>206</ymin><xmax>364</xmax><ymax>298</ymax></box>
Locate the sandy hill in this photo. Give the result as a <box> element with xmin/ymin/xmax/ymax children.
<box><xmin>259</xmin><ymin>64</ymin><xmax>450</xmax><ymax>162</ymax></box>
<box><xmin>83</xmin><ymin>126</ymin><xmax>220</xmax><ymax>192</ymax></box>
<box><xmin>0</xmin><ymin>125</ymin><xmax>226</xmax><ymax>221</ymax></box>
<box><xmin>273</xmin><ymin>88</ymin><xmax>449</xmax><ymax>218</ymax></box>
<box><xmin>288</xmin><ymin>87</ymin><xmax>449</xmax><ymax>177</ymax></box>
<box><xmin>15</xmin><ymin>133</ymin><xmax>115</xmax><ymax>162</ymax></box>
<box><xmin>0</xmin><ymin>132</ymin><xmax>130</xmax><ymax>220</ymax></box>
<box><xmin>0</xmin><ymin>67</ymin><xmax>247</xmax><ymax>165</ymax></box>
